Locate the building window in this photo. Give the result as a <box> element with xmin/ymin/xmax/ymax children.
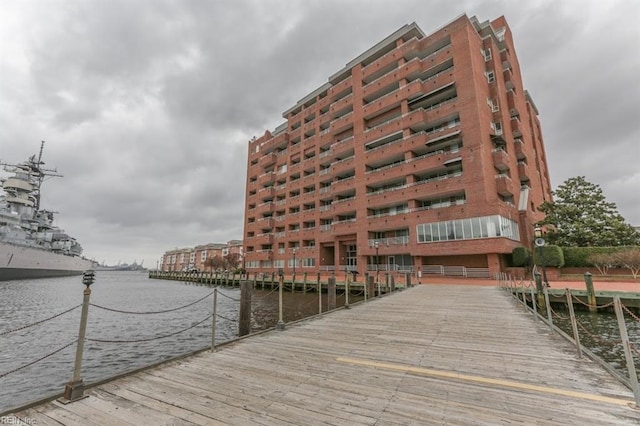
<box><xmin>486</xmin><ymin>71</ymin><xmax>495</xmax><ymax>83</ymax></box>
<box><xmin>482</xmin><ymin>48</ymin><xmax>492</xmax><ymax>61</ymax></box>
<box><xmin>416</xmin><ymin>215</ymin><xmax>520</xmax><ymax>243</ymax></box>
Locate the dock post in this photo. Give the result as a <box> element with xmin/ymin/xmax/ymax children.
<box><xmin>613</xmin><ymin>296</ymin><xmax>640</xmax><ymax>407</ymax></box>
<box><xmin>565</xmin><ymin>289</ymin><xmax>582</xmax><ymax>358</ymax></box>
<box><xmin>530</xmin><ymin>286</ymin><xmax>538</xmax><ymax>321</ymax></box>
<box><xmin>543</xmin><ymin>286</ymin><xmax>554</xmax><ymax>333</ymax></box>
<box><xmin>211</xmin><ymin>289</ymin><xmax>217</xmax><ymax>351</ymax></box>
<box><xmin>328</xmin><ymin>275</ymin><xmax>336</xmax><ymax>311</ymax></box>
<box><xmin>344</xmin><ymin>273</ymin><xmax>350</xmax><ymax>309</ymax></box>
<box><xmin>406</xmin><ymin>273</ymin><xmax>412</xmax><ymax>288</ymax></box>
<box><xmin>276</xmin><ymin>269</ymin><xmax>285</xmax><ymax>330</ymax></box>
<box><xmin>318</xmin><ymin>274</ymin><xmax>323</xmax><ymax>314</ymax></box>
<box><xmin>239</xmin><ymin>281</ymin><xmax>252</xmax><ymax>336</ymax></box>
<box><xmin>364</xmin><ymin>273</ymin><xmax>369</xmax><ymax>302</ymax></box>
<box><xmin>584</xmin><ymin>272</ymin><xmax>597</xmax><ymax>312</ymax></box>
<box><xmin>61</xmin><ymin>270</ymin><xmax>95</xmax><ymax>403</ymax></box>
<box><xmin>303</xmin><ymin>272</ymin><xmax>308</xmax><ymax>293</ymax></box>
<box><xmin>367</xmin><ymin>274</ymin><xmax>375</xmax><ymax>299</ymax></box>
<box><xmin>390</xmin><ymin>274</ymin><xmax>395</xmax><ymax>292</ymax></box>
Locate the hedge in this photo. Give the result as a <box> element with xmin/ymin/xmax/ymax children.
<box><xmin>533</xmin><ymin>245</ymin><xmax>564</xmax><ymax>268</ymax></box>
<box><xmin>561</xmin><ymin>246</ymin><xmax>631</xmax><ymax>267</ymax></box>
<box><xmin>511</xmin><ymin>247</ymin><xmax>531</xmax><ymax>267</ymax></box>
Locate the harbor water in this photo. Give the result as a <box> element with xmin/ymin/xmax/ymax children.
<box><xmin>0</xmin><ymin>271</ymin><xmax>348</xmax><ymax>412</ymax></box>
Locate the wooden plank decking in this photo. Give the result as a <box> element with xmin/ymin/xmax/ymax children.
<box><xmin>10</xmin><ymin>284</ymin><xmax>640</xmax><ymax>425</ymax></box>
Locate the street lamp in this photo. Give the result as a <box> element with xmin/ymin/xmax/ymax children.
<box><xmin>534</xmin><ymin>226</ymin><xmax>549</xmax><ymax>288</ymax></box>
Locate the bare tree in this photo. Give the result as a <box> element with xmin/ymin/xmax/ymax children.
<box><xmin>614</xmin><ymin>248</ymin><xmax>640</xmax><ymax>279</ymax></box>
<box><xmin>587</xmin><ymin>253</ymin><xmax>616</xmax><ymax>276</ymax></box>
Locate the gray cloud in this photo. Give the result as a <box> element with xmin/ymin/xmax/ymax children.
<box><xmin>1</xmin><ymin>0</ymin><xmax>638</xmax><ymax>265</ymax></box>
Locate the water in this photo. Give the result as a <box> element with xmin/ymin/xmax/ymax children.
<box><xmin>0</xmin><ymin>271</ymin><xmax>348</xmax><ymax>412</ymax></box>
<box><xmin>551</xmin><ymin>306</ymin><xmax>640</xmax><ymax>380</ymax></box>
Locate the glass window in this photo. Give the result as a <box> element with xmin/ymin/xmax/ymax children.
<box><xmin>454</xmin><ymin>220</ymin><xmax>464</xmax><ymax>240</ymax></box>
<box><xmin>463</xmin><ymin>219</ymin><xmax>472</xmax><ymax>240</ymax></box>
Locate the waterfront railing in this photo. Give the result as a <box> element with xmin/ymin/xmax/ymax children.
<box><xmin>497</xmin><ymin>273</ymin><xmax>640</xmax><ymax>406</ymax></box>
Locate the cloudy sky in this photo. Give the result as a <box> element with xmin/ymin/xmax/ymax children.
<box><xmin>1</xmin><ymin>0</ymin><xmax>638</xmax><ymax>267</ymax></box>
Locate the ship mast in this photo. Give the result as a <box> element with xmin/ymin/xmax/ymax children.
<box><xmin>25</xmin><ymin>141</ymin><xmax>62</xmax><ymax>215</ymax></box>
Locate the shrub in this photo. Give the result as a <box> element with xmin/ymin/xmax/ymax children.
<box><xmin>586</xmin><ymin>252</ymin><xmax>616</xmax><ymax>275</ymax></box>
<box><xmin>512</xmin><ymin>247</ymin><xmax>531</xmax><ymax>267</ymax></box>
<box><xmin>533</xmin><ymin>245</ymin><xmax>564</xmax><ymax>268</ymax></box>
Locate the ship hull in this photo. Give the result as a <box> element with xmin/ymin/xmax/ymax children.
<box><xmin>0</xmin><ymin>242</ymin><xmax>94</xmax><ymax>281</ymax></box>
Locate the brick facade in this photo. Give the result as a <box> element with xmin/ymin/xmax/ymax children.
<box><xmin>243</xmin><ymin>14</ymin><xmax>552</xmax><ymax>278</ymax></box>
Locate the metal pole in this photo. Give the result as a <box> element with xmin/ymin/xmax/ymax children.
<box><xmin>565</xmin><ymin>289</ymin><xmax>582</xmax><ymax>358</ymax></box>
<box><xmin>613</xmin><ymin>296</ymin><xmax>640</xmax><ymax>407</ymax></box>
<box><xmin>276</xmin><ymin>274</ymin><xmax>285</xmax><ymax>330</ymax></box>
<box><xmin>211</xmin><ymin>289</ymin><xmax>217</xmax><ymax>352</ymax></box>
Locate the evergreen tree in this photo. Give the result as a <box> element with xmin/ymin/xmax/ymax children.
<box><xmin>538</xmin><ymin>176</ymin><xmax>639</xmax><ymax>247</ymax></box>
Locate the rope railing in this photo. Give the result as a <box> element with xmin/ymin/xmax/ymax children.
<box><xmin>86</xmin><ymin>314</ymin><xmax>213</xmax><ymax>344</ymax></box>
<box><xmin>0</xmin><ymin>304</ymin><xmax>81</xmax><ymax>336</ymax></box>
<box><xmin>0</xmin><ymin>340</ymin><xmax>77</xmax><ymax>379</ymax></box>
<box><xmin>89</xmin><ymin>291</ymin><xmax>213</xmax><ymax>315</ymax></box>
<box><xmin>1</xmin><ymin>271</ymin><xmax>400</xmax><ymax>402</ymax></box>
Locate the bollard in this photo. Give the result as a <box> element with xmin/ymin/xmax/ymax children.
<box><xmin>390</xmin><ymin>274</ymin><xmax>396</xmax><ymax>292</ymax></box>
<box><xmin>61</xmin><ymin>270</ymin><xmax>95</xmax><ymax>403</ymax></box>
<box><xmin>367</xmin><ymin>275</ymin><xmax>375</xmax><ymax>299</ymax></box>
<box><xmin>276</xmin><ymin>270</ymin><xmax>285</xmax><ymax>330</ymax></box>
<box><xmin>344</xmin><ymin>273</ymin><xmax>350</xmax><ymax>309</ymax></box>
<box><xmin>364</xmin><ymin>272</ymin><xmax>369</xmax><ymax>302</ymax></box>
<box><xmin>328</xmin><ymin>275</ymin><xmax>336</xmax><ymax>311</ymax></box>
<box><xmin>406</xmin><ymin>273</ymin><xmax>412</xmax><ymax>288</ymax></box>
<box><xmin>534</xmin><ymin>272</ymin><xmax>543</xmax><ymax>295</ymax></box>
<box><xmin>318</xmin><ymin>273</ymin><xmax>323</xmax><ymax>314</ymax></box>
<box><xmin>584</xmin><ymin>272</ymin><xmax>597</xmax><ymax>312</ymax></box>
<box><xmin>239</xmin><ymin>281</ymin><xmax>252</xmax><ymax>336</ymax></box>
<box><xmin>211</xmin><ymin>289</ymin><xmax>217</xmax><ymax>351</ymax></box>
<box><xmin>543</xmin><ymin>286</ymin><xmax>554</xmax><ymax>333</ymax></box>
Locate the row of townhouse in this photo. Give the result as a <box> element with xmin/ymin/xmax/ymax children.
<box><xmin>159</xmin><ymin>240</ymin><xmax>244</xmax><ymax>272</ymax></box>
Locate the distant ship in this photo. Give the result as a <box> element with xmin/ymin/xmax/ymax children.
<box><xmin>95</xmin><ymin>260</ymin><xmax>147</xmax><ymax>272</ymax></box>
<box><xmin>0</xmin><ymin>142</ymin><xmax>94</xmax><ymax>280</ymax></box>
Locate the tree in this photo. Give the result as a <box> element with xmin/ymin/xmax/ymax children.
<box><xmin>586</xmin><ymin>252</ymin><xmax>615</xmax><ymax>275</ymax></box>
<box><xmin>538</xmin><ymin>176</ymin><xmax>639</xmax><ymax>247</ymax></box>
<box><xmin>614</xmin><ymin>248</ymin><xmax>640</xmax><ymax>279</ymax></box>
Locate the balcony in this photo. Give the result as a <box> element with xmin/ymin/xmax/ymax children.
<box><xmin>331</xmin><ymin>176</ymin><xmax>356</xmax><ymax>194</ymax></box>
<box><xmin>255</xmin><ymin>217</ymin><xmax>275</xmax><ymax>229</ymax></box>
<box><xmin>361</xmin><ymin>37</ymin><xmax>420</xmax><ymax>83</ymax></box>
<box><xmin>257</xmin><ymin>171</ymin><xmax>275</xmax><ymax>186</ymax></box>
<box><xmin>259</xmin><ymin>152</ymin><xmax>277</xmax><ymax>168</ymax></box>
<box><xmin>247</xmin><ymin>249</ymin><xmax>273</xmax><ymax>261</ymax></box>
<box><xmin>495</xmin><ymin>174</ymin><xmax>514</xmax><ymax>197</ymax></box>
<box><xmin>517</xmin><ymin>162</ymin><xmax>530</xmax><ymax>182</ymax></box>
<box><xmin>331</xmin><ymin>157</ymin><xmax>355</xmax><ymax>175</ymax></box>
<box><xmin>256</xmin><ymin>201</ymin><xmax>274</xmax><ymax>216</ymax></box>
<box><xmin>329</xmin><ymin>111</ymin><xmax>354</xmax><ymax>134</ymax></box>
<box><xmin>511</xmin><ymin>118</ymin><xmax>522</xmax><ymax>138</ymax></box>
<box><xmin>330</xmin><ymin>136</ymin><xmax>354</xmax><ymax>158</ymax></box>
<box><xmin>328</xmin><ymin>76</ymin><xmax>353</xmax><ymax>99</ymax></box>
<box><xmin>257</xmin><ymin>186</ymin><xmax>275</xmax><ymax>199</ymax></box>
<box><xmin>331</xmin><ymin>219</ymin><xmax>357</xmax><ymax>236</ymax></box>
<box><xmin>492</xmin><ymin>149</ymin><xmax>510</xmax><ymax>171</ymax></box>
<box><xmin>514</xmin><ymin>139</ymin><xmax>526</xmax><ymax>160</ymax></box>
<box><xmin>330</xmin><ymin>93</ymin><xmax>353</xmax><ymax>116</ymax></box>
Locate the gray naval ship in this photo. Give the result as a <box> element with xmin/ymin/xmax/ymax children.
<box><xmin>0</xmin><ymin>142</ymin><xmax>94</xmax><ymax>280</ymax></box>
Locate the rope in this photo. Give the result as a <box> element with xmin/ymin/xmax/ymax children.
<box><xmin>0</xmin><ymin>304</ymin><xmax>82</xmax><ymax>336</ymax></box>
<box><xmin>86</xmin><ymin>314</ymin><xmax>212</xmax><ymax>343</ymax></box>
<box><xmin>216</xmin><ymin>291</ymin><xmax>241</xmax><ymax>302</ymax></box>
<box><xmin>549</xmin><ymin>305</ymin><xmax>570</xmax><ymax>321</ymax></box>
<box><xmin>621</xmin><ymin>304</ymin><xmax>640</xmax><ymax>322</ymax></box>
<box><xmin>0</xmin><ymin>340</ymin><xmax>77</xmax><ymax>378</ymax></box>
<box><xmin>569</xmin><ymin>293</ymin><xmax>614</xmax><ymax>310</ymax></box>
<box><xmin>574</xmin><ymin>319</ymin><xmax>620</xmax><ymax>349</ymax></box>
<box><xmin>215</xmin><ymin>313</ymin><xmax>238</xmax><ymax>323</ymax></box>
<box><xmin>90</xmin><ymin>291</ymin><xmax>213</xmax><ymax>314</ymax></box>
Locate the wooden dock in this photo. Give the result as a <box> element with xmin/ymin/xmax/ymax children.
<box><xmin>9</xmin><ymin>284</ymin><xmax>640</xmax><ymax>425</ymax></box>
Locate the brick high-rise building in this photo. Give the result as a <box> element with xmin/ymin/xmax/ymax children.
<box><xmin>243</xmin><ymin>14</ymin><xmax>552</xmax><ymax>279</ymax></box>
